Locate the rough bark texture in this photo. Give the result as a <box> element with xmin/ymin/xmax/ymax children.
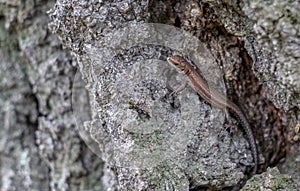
<box><xmin>0</xmin><ymin>0</ymin><xmax>104</xmax><ymax>191</ymax></box>
<box><xmin>0</xmin><ymin>0</ymin><xmax>299</xmax><ymax>191</ymax></box>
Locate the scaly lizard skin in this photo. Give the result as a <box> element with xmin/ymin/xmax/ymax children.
<box><xmin>167</xmin><ymin>55</ymin><xmax>258</xmax><ymax>175</ymax></box>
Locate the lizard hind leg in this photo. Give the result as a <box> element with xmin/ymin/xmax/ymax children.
<box><xmin>224</xmin><ymin>109</ymin><xmax>235</xmax><ymax>132</ymax></box>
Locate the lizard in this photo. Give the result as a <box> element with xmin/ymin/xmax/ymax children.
<box><xmin>167</xmin><ymin>55</ymin><xmax>258</xmax><ymax>175</ymax></box>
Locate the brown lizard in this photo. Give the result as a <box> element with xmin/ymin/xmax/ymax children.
<box><xmin>167</xmin><ymin>55</ymin><xmax>258</xmax><ymax>175</ymax></box>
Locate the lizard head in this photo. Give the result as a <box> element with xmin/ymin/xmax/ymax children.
<box><xmin>167</xmin><ymin>55</ymin><xmax>187</xmax><ymax>72</ymax></box>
